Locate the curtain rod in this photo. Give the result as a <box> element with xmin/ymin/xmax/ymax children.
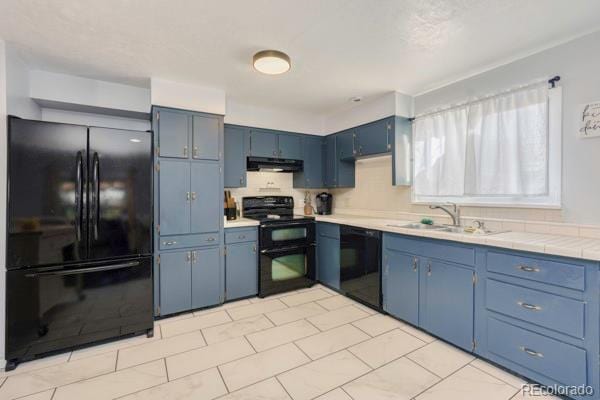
<box><xmin>408</xmin><ymin>76</ymin><xmax>560</xmax><ymax>122</ymax></box>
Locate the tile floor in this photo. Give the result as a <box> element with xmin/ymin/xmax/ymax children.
<box><xmin>0</xmin><ymin>285</ymin><xmax>560</xmax><ymax>400</ymax></box>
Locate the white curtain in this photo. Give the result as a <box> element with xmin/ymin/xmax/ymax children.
<box><xmin>413</xmin><ymin>106</ymin><xmax>468</xmax><ymax>197</ymax></box>
<box><xmin>465</xmin><ymin>84</ymin><xmax>549</xmax><ymax>196</ymax></box>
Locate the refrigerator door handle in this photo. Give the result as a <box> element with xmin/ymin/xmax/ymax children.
<box><xmin>92</xmin><ymin>152</ymin><xmax>100</xmax><ymax>240</ymax></box>
<box><xmin>25</xmin><ymin>261</ymin><xmax>140</xmax><ymax>277</ymax></box>
<box><xmin>75</xmin><ymin>151</ymin><xmax>83</xmax><ymax>242</ymax></box>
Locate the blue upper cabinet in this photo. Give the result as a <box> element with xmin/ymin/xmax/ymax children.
<box><xmin>279</xmin><ymin>134</ymin><xmax>302</xmax><ymax>159</ymax></box>
<box><xmin>224</xmin><ymin>125</ymin><xmax>248</xmax><ymax>188</ymax></box>
<box><xmin>249</xmin><ymin>129</ymin><xmax>279</xmax><ymax>158</ymax></box>
<box><xmin>323</xmin><ymin>135</ymin><xmax>337</xmax><ymax>187</ymax></box>
<box><xmin>293</xmin><ymin>135</ymin><xmax>323</xmax><ymax>188</ymax></box>
<box><xmin>192</xmin><ymin>115</ymin><xmax>220</xmax><ymax>160</ymax></box>
<box><xmin>336</xmin><ymin>134</ymin><xmax>355</xmax><ymax>188</ymax></box>
<box><xmin>337</xmin><ymin>130</ymin><xmax>355</xmax><ymax>160</ymax></box>
<box><xmin>355</xmin><ymin>118</ymin><xmax>392</xmax><ymax>157</ymax></box>
<box><xmin>157</xmin><ymin>109</ymin><xmax>190</xmax><ymax>158</ymax></box>
<box><xmin>190</xmin><ymin>162</ymin><xmax>221</xmax><ymax>234</ymax></box>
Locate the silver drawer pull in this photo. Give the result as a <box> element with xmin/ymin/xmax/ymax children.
<box><xmin>191</xmin><ymin>192</ymin><xmax>197</xmax><ymax>200</ymax></box>
<box><xmin>412</xmin><ymin>257</ymin><xmax>418</xmax><ymax>272</ymax></box>
<box><xmin>517</xmin><ymin>265</ymin><xmax>540</xmax><ymax>273</ymax></box>
<box><xmin>520</xmin><ymin>346</ymin><xmax>544</xmax><ymax>358</ymax></box>
<box><xmin>238</xmin><ymin>235</ymin><xmax>246</xmax><ymax>239</ymax></box>
<box><xmin>517</xmin><ymin>301</ymin><xmax>542</xmax><ymax>311</ymax></box>
<box><xmin>207</xmin><ymin>237</ymin><xmax>215</xmax><ymax>242</ymax></box>
<box><xmin>163</xmin><ymin>241</ymin><xmax>177</xmax><ymax>246</ymax></box>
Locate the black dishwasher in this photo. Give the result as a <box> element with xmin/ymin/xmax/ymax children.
<box><xmin>339</xmin><ymin>225</ymin><xmax>382</xmax><ymax>310</ymax></box>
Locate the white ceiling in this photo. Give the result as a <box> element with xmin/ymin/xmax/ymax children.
<box><xmin>1</xmin><ymin>0</ymin><xmax>599</xmax><ymax>115</ymax></box>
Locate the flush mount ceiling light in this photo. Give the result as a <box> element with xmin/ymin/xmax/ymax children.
<box><xmin>253</xmin><ymin>50</ymin><xmax>291</xmax><ymax>75</ymax></box>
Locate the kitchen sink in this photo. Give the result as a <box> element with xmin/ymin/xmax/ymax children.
<box><xmin>389</xmin><ymin>223</ymin><xmax>507</xmax><ymax>236</ymax></box>
<box><xmin>386</xmin><ymin>223</ymin><xmax>447</xmax><ymax>230</ymax></box>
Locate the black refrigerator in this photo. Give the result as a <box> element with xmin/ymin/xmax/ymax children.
<box><xmin>5</xmin><ymin>117</ymin><xmax>153</xmax><ymax>369</ymax></box>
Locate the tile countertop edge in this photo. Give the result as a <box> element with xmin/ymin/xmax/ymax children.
<box><xmin>314</xmin><ymin>214</ymin><xmax>600</xmax><ymax>262</ymax></box>
<box><xmin>224</xmin><ymin>218</ymin><xmax>260</xmax><ymax>228</ymax></box>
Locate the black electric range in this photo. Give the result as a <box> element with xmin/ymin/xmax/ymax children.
<box><xmin>242</xmin><ymin>196</ymin><xmax>316</xmax><ymax>297</ymax></box>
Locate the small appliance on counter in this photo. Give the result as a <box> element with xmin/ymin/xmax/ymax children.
<box><xmin>224</xmin><ymin>191</ymin><xmax>238</xmax><ymax>220</ymax></box>
<box><xmin>316</xmin><ymin>192</ymin><xmax>333</xmax><ymax>215</ymax></box>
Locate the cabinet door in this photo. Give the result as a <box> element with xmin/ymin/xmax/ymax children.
<box><xmin>192</xmin><ymin>115</ymin><xmax>220</xmax><ymax>160</ymax></box>
<box><xmin>226</xmin><ymin>242</ymin><xmax>258</xmax><ymax>300</ymax></box>
<box><xmin>159</xmin><ymin>160</ymin><xmax>190</xmax><ymax>235</ymax></box>
<box><xmin>190</xmin><ymin>162</ymin><xmax>221</xmax><ymax>234</ymax></box>
<box><xmin>356</xmin><ymin>118</ymin><xmax>391</xmax><ymax>156</ymax></box>
<box><xmin>337</xmin><ymin>130</ymin><xmax>355</xmax><ymax>160</ymax></box>
<box><xmin>278</xmin><ymin>134</ymin><xmax>302</xmax><ymax>160</ymax></box>
<box><xmin>249</xmin><ymin>130</ymin><xmax>278</xmax><ymax>158</ymax></box>
<box><xmin>158</xmin><ymin>109</ymin><xmax>190</xmax><ymax>158</ymax></box>
<box><xmin>420</xmin><ymin>259</ymin><xmax>474</xmax><ymax>350</ymax></box>
<box><xmin>191</xmin><ymin>247</ymin><xmax>222</xmax><ymax>309</ymax></box>
<box><xmin>383</xmin><ymin>250</ymin><xmax>419</xmax><ymax>325</ymax></box>
<box><xmin>295</xmin><ymin>136</ymin><xmax>323</xmax><ymax>188</ymax></box>
<box><xmin>323</xmin><ymin>135</ymin><xmax>337</xmax><ymax>187</ymax></box>
<box><xmin>160</xmin><ymin>251</ymin><xmax>192</xmax><ymax>314</ymax></box>
<box><xmin>224</xmin><ymin>125</ymin><xmax>247</xmax><ymax>188</ymax></box>
<box><xmin>318</xmin><ymin>235</ymin><xmax>340</xmax><ymax>290</ymax></box>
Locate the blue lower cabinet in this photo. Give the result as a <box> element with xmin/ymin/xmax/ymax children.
<box><xmin>159</xmin><ymin>250</ymin><xmax>192</xmax><ymax>315</ymax></box>
<box><xmin>383</xmin><ymin>249</ymin><xmax>419</xmax><ymax>326</ymax></box>
<box><xmin>191</xmin><ymin>247</ymin><xmax>222</xmax><ymax>309</ymax></box>
<box><xmin>225</xmin><ymin>241</ymin><xmax>258</xmax><ymax>300</ymax></box>
<box><xmin>317</xmin><ymin>223</ymin><xmax>340</xmax><ymax>290</ymax></box>
<box><xmin>420</xmin><ymin>259</ymin><xmax>474</xmax><ymax>351</ymax></box>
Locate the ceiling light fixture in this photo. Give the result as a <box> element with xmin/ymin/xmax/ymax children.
<box><xmin>253</xmin><ymin>50</ymin><xmax>291</xmax><ymax>75</ymax></box>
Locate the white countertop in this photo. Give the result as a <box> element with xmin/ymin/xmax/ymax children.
<box><xmin>224</xmin><ymin>218</ymin><xmax>260</xmax><ymax>229</ymax></box>
<box><xmin>315</xmin><ymin>214</ymin><xmax>600</xmax><ymax>262</ymax></box>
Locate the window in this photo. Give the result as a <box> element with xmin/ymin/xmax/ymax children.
<box><xmin>413</xmin><ymin>83</ymin><xmax>561</xmax><ymax>207</ymax></box>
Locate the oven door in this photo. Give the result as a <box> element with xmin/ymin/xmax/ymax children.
<box><xmin>260</xmin><ymin>221</ymin><xmax>315</xmax><ymax>249</ymax></box>
<box><xmin>259</xmin><ymin>245</ymin><xmax>315</xmax><ymax>297</ymax></box>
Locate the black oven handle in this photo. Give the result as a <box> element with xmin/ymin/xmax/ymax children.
<box><xmin>260</xmin><ymin>244</ymin><xmax>315</xmax><ymax>254</ymax></box>
<box><xmin>25</xmin><ymin>261</ymin><xmax>140</xmax><ymax>278</ymax></box>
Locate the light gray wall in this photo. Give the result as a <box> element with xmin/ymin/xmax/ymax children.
<box><xmin>41</xmin><ymin>108</ymin><xmax>151</xmax><ymax>131</ymax></box>
<box><xmin>415</xmin><ymin>30</ymin><xmax>600</xmax><ymax>225</ymax></box>
<box><xmin>5</xmin><ymin>46</ymin><xmax>41</xmax><ymax>119</ymax></box>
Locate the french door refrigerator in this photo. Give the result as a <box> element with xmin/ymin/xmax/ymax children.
<box><xmin>5</xmin><ymin>117</ymin><xmax>153</xmax><ymax>369</ymax></box>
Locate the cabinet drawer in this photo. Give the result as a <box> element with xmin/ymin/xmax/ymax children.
<box><xmin>384</xmin><ymin>234</ymin><xmax>475</xmax><ymax>266</ymax></box>
<box><xmin>487</xmin><ymin>318</ymin><xmax>587</xmax><ymax>387</ymax></box>
<box><xmin>225</xmin><ymin>228</ymin><xmax>258</xmax><ymax>244</ymax></box>
<box><xmin>318</xmin><ymin>223</ymin><xmax>340</xmax><ymax>239</ymax></box>
<box><xmin>486</xmin><ymin>279</ymin><xmax>585</xmax><ymax>338</ymax></box>
<box><xmin>160</xmin><ymin>233</ymin><xmax>220</xmax><ymax>250</ymax></box>
<box><xmin>487</xmin><ymin>251</ymin><xmax>585</xmax><ymax>291</ymax></box>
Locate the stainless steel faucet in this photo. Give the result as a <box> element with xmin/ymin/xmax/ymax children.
<box><xmin>429</xmin><ymin>203</ymin><xmax>461</xmax><ymax>226</ymax></box>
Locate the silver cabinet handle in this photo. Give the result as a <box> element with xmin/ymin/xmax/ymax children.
<box><xmin>517</xmin><ymin>301</ymin><xmax>542</xmax><ymax>311</ymax></box>
<box><xmin>207</xmin><ymin>237</ymin><xmax>215</xmax><ymax>242</ymax></box>
<box><xmin>192</xmin><ymin>251</ymin><xmax>197</xmax><ymax>263</ymax></box>
<box><xmin>163</xmin><ymin>241</ymin><xmax>177</xmax><ymax>246</ymax></box>
<box><xmin>412</xmin><ymin>257</ymin><xmax>418</xmax><ymax>272</ymax></box>
<box><xmin>252</xmin><ymin>245</ymin><xmax>256</xmax><ymax>253</ymax></box>
<box><xmin>186</xmin><ymin>192</ymin><xmax>191</xmax><ymax>201</ymax></box>
<box><xmin>240</xmin><ymin>177</ymin><xmax>244</xmax><ymax>185</ymax></box>
<box><xmin>427</xmin><ymin>261</ymin><xmax>432</xmax><ymax>276</ymax></box>
<box><xmin>238</xmin><ymin>235</ymin><xmax>246</xmax><ymax>239</ymax></box>
<box><xmin>272</xmin><ymin>150</ymin><xmax>277</xmax><ymax>156</ymax></box>
<box><xmin>517</xmin><ymin>265</ymin><xmax>540</xmax><ymax>273</ymax></box>
<box><xmin>193</xmin><ymin>147</ymin><xmax>199</xmax><ymax>158</ymax></box>
<box><xmin>191</xmin><ymin>192</ymin><xmax>197</xmax><ymax>201</ymax></box>
<box><xmin>186</xmin><ymin>252</ymin><xmax>191</xmax><ymax>262</ymax></box>
<box><xmin>520</xmin><ymin>346</ymin><xmax>544</xmax><ymax>358</ymax></box>
<box><xmin>183</xmin><ymin>146</ymin><xmax>188</xmax><ymax>157</ymax></box>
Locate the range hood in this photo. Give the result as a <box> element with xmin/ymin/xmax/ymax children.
<box><xmin>247</xmin><ymin>156</ymin><xmax>303</xmax><ymax>172</ymax></box>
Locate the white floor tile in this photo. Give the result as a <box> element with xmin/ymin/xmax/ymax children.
<box><xmin>219</xmin><ymin>378</ymin><xmax>291</xmax><ymax>400</ymax></box>
<box><xmin>166</xmin><ymin>336</ymin><xmax>255</xmax><ymax>380</ymax></box>
<box><xmin>277</xmin><ymin>350</ymin><xmax>371</xmax><ymax>400</ymax></box>
<box><xmin>119</xmin><ymin>367</ymin><xmax>227</xmax><ymax>400</ymax></box>
<box><xmin>351</xmin><ymin>314</ymin><xmax>403</xmax><ymax>337</ymax></box>
<box><xmin>344</xmin><ymin>357</ymin><xmax>440</xmax><ymax>400</ymax></box>
<box><xmin>117</xmin><ymin>330</ymin><xmax>206</xmax><ymax>370</ymax></box>
<box><xmin>246</xmin><ymin>319</ymin><xmax>319</xmax><ymax>352</ymax></box>
<box><xmin>265</xmin><ymin>302</ymin><xmax>328</xmax><ymax>325</ymax></box>
<box><xmin>0</xmin><ymin>352</ymin><xmax>117</xmax><ymax>399</ymax></box>
<box><xmin>295</xmin><ymin>324</ymin><xmax>370</xmax><ymax>360</ymax></box>
<box><xmin>219</xmin><ymin>343</ymin><xmax>309</xmax><ymax>391</ymax></box>
<box><xmin>53</xmin><ymin>359</ymin><xmax>166</xmax><ymax>400</ymax></box>
<box><xmin>416</xmin><ymin>365</ymin><xmax>519</xmax><ymax>400</ymax></box>
<box><xmin>315</xmin><ymin>388</ymin><xmax>353</xmax><ymax>400</ymax></box>
<box><xmin>348</xmin><ymin>328</ymin><xmax>425</xmax><ymax>368</ymax></box>
<box><xmin>280</xmin><ymin>289</ymin><xmax>333</xmax><ymax>307</ymax></box>
<box><xmin>154</xmin><ymin>312</ymin><xmax>194</xmax><ymax>326</ymax></box>
<box><xmin>14</xmin><ymin>389</ymin><xmax>55</xmax><ymax>400</ymax></box>
<box><xmin>307</xmin><ymin>305</ymin><xmax>370</xmax><ymax>331</ymax></box>
<box><xmin>470</xmin><ymin>359</ymin><xmax>527</xmax><ymax>388</ymax></box>
<box><xmin>317</xmin><ymin>296</ymin><xmax>354</xmax><ymax>310</ymax></box>
<box><xmin>397</xmin><ymin>323</ymin><xmax>437</xmax><ymax>343</ymax></box>
<box><xmin>407</xmin><ymin>341</ymin><xmax>475</xmax><ymax>378</ymax></box>
<box><xmin>202</xmin><ymin>314</ymin><xmax>274</xmax><ymax>344</ymax></box>
<box><xmin>227</xmin><ymin>299</ymin><xmax>288</xmax><ymax>320</ymax></box>
<box><xmin>70</xmin><ymin>331</ymin><xmax>160</xmax><ymax>362</ymax></box>
<box><xmin>160</xmin><ymin>311</ymin><xmax>231</xmax><ymax>338</ymax></box>
<box><xmin>195</xmin><ymin>299</ymin><xmax>251</xmax><ymax>315</ymax></box>
<box><xmin>0</xmin><ymin>352</ymin><xmax>72</xmax><ymax>378</ymax></box>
